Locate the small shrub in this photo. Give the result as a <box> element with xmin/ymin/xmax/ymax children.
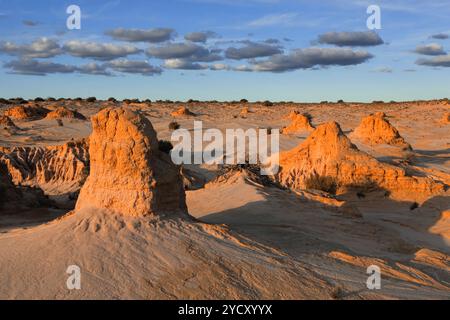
<box><xmin>410</xmin><ymin>202</ymin><xmax>419</xmax><ymax>211</ymax></box>
<box><xmin>56</xmin><ymin>119</ymin><xmax>63</xmax><ymax>127</ymax></box>
<box><xmin>263</xmin><ymin>100</ymin><xmax>273</xmax><ymax>107</ymax></box>
<box><xmin>34</xmin><ymin>97</ymin><xmax>45</xmax><ymax>102</ymax></box>
<box><xmin>108</xmin><ymin>97</ymin><xmax>117</xmax><ymax>102</ymax></box>
<box><xmin>47</xmin><ymin>97</ymin><xmax>56</xmax><ymax>101</ymax></box>
<box><xmin>86</xmin><ymin>97</ymin><xmax>97</xmax><ymax>103</ymax></box>
<box><xmin>240</xmin><ymin>99</ymin><xmax>248</xmax><ymax>103</ymax></box>
<box><xmin>158</xmin><ymin>140</ymin><xmax>173</xmax><ymax>154</ymax></box>
<box><xmin>337</xmin><ymin>99</ymin><xmax>345</xmax><ymax>104</ymax></box>
<box><xmin>169</xmin><ymin>121</ymin><xmax>180</xmax><ymax>131</ymax></box>
<box><xmin>304</xmin><ymin>174</ymin><xmax>338</xmax><ymax>194</ymax></box>
<box><xmin>10</xmin><ymin>97</ymin><xmax>27</xmax><ymax>104</ymax></box>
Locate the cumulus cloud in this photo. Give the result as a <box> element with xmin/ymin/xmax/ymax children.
<box><xmin>4</xmin><ymin>59</ymin><xmax>76</xmax><ymax>76</ymax></box>
<box><xmin>431</xmin><ymin>33</ymin><xmax>449</xmax><ymax>40</ymax></box>
<box><xmin>163</xmin><ymin>59</ymin><xmax>207</xmax><ymax>70</ymax></box>
<box><xmin>77</xmin><ymin>63</ymin><xmax>113</xmax><ymax>76</ymax></box>
<box><xmin>416</xmin><ymin>55</ymin><xmax>450</xmax><ymax>67</ymax></box>
<box><xmin>241</xmin><ymin>47</ymin><xmax>373</xmax><ymax>72</ymax></box>
<box><xmin>63</xmin><ymin>40</ymin><xmax>141</xmax><ymax>60</ymax></box>
<box><xmin>225</xmin><ymin>41</ymin><xmax>282</xmax><ymax>60</ymax></box>
<box><xmin>317</xmin><ymin>31</ymin><xmax>384</xmax><ymax>47</ymax></box>
<box><xmin>414</xmin><ymin>43</ymin><xmax>446</xmax><ymax>56</ymax></box>
<box><xmin>106</xmin><ymin>59</ymin><xmax>162</xmax><ymax>75</ymax></box>
<box><xmin>184</xmin><ymin>31</ymin><xmax>217</xmax><ymax>43</ymax></box>
<box><xmin>0</xmin><ymin>38</ymin><xmax>62</xmax><ymax>58</ymax></box>
<box><xmin>147</xmin><ymin>42</ymin><xmax>221</xmax><ymax>62</ymax></box>
<box><xmin>105</xmin><ymin>28</ymin><xmax>174</xmax><ymax>43</ymax></box>
<box><xmin>210</xmin><ymin>63</ymin><xmax>230</xmax><ymax>71</ymax></box>
<box><xmin>5</xmin><ymin>59</ymin><xmax>163</xmax><ymax>76</ymax></box>
<box><xmin>3</xmin><ymin>59</ymin><xmax>115</xmax><ymax>76</ymax></box>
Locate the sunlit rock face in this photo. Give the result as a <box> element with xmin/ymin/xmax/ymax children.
<box><xmin>276</xmin><ymin>121</ymin><xmax>445</xmax><ymax>202</ymax></box>
<box><xmin>75</xmin><ymin>107</ymin><xmax>187</xmax><ymax>217</ymax></box>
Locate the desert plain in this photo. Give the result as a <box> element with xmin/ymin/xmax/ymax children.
<box><xmin>0</xmin><ymin>98</ymin><xmax>449</xmax><ymax>299</ymax></box>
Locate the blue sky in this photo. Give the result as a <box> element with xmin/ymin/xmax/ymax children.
<box><xmin>0</xmin><ymin>0</ymin><xmax>449</xmax><ymax>102</ymax></box>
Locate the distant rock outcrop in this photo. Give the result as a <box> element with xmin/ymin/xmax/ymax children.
<box><xmin>285</xmin><ymin>110</ymin><xmax>301</xmax><ymax>120</ymax></box>
<box><xmin>281</xmin><ymin>113</ymin><xmax>315</xmax><ymax>134</ymax></box>
<box><xmin>3</xmin><ymin>105</ymin><xmax>50</xmax><ymax>120</ymax></box>
<box><xmin>45</xmin><ymin>107</ymin><xmax>87</xmax><ymax>120</ymax></box>
<box><xmin>240</xmin><ymin>107</ymin><xmax>251</xmax><ymax>117</ymax></box>
<box><xmin>0</xmin><ymin>139</ymin><xmax>89</xmax><ymax>195</ymax></box>
<box><xmin>171</xmin><ymin>106</ymin><xmax>195</xmax><ymax>117</ymax></box>
<box><xmin>276</xmin><ymin>122</ymin><xmax>445</xmax><ymax>202</ymax></box>
<box><xmin>352</xmin><ymin>112</ymin><xmax>412</xmax><ymax>149</ymax></box>
<box><xmin>75</xmin><ymin>107</ymin><xmax>187</xmax><ymax>217</ymax></box>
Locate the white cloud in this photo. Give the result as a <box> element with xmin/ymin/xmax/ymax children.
<box><xmin>63</xmin><ymin>41</ymin><xmax>141</xmax><ymax>60</ymax></box>
<box><xmin>414</xmin><ymin>43</ymin><xmax>446</xmax><ymax>56</ymax></box>
<box><xmin>0</xmin><ymin>38</ymin><xmax>62</xmax><ymax>58</ymax></box>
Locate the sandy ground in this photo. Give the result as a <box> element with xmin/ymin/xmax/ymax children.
<box><xmin>0</xmin><ymin>100</ymin><xmax>449</xmax><ymax>299</ymax></box>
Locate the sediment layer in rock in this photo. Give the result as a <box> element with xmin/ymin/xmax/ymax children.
<box><xmin>352</xmin><ymin>112</ymin><xmax>411</xmax><ymax>149</ymax></box>
<box><xmin>276</xmin><ymin>122</ymin><xmax>445</xmax><ymax>202</ymax></box>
